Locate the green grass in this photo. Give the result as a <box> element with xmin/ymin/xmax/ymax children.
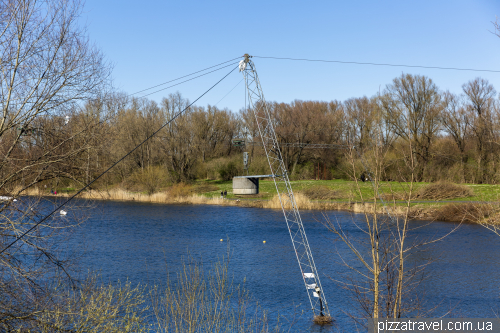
<box><xmin>192</xmin><ymin>179</ymin><xmax>500</xmax><ymax>204</ymax></box>
<box><xmin>54</xmin><ymin>187</ymin><xmax>76</xmax><ymax>193</ymax></box>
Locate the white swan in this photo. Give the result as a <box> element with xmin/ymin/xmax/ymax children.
<box><xmin>59</xmin><ymin>210</ymin><xmax>67</xmax><ymax>216</ymax></box>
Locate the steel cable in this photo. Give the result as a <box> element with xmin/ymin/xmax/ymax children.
<box><xmin>0</xmin><ymin>64</ymin><xmax>239</xmax><ymax>255</ymax></box>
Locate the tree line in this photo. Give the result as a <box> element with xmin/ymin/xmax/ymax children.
<box><xmin>9</xmin><ymin>74</ymin><xmax>499</xmax><ymax>195</ymax></box>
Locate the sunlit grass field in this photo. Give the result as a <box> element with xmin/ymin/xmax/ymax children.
<box><xmin>194</xmin><ymin>179</ymin><xmax>500</xmax><ymax>204</ymax></box>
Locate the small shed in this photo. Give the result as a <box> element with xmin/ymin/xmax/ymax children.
<box><xmin>232</xmin><ymin>175</ymin><xmax>274</xmax><ymax>195</ymax></box>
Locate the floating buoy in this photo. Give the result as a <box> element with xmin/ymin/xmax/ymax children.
<box><xmin>263</xmin><ymin>240</ymin><xmax>266</xmax><ymax>244</ymax></box>
<box><xmin>220</xmin><ymin>239</ymin><xmax>223</xmax><ymax>242</ymax></box>
<box><xmin>60</xmin><ymin>210</ymin><xmax>67</xmax><ymax>216</ymax></box>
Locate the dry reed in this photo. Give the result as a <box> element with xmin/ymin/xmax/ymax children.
<box><xmin>263</xmin><ymin>193</ymin><xmax>314</xmax><ymax>210</ymax></box>
<box><xmin>18</xmin><ymin>186</ymin><xmax>494</xmax><ymax>224</ymax></box>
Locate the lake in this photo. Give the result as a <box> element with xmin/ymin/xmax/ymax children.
<box><xmin>51</xmin><ymin>199</ymin><xmax>500</xmax><ymax>332</ymax></box>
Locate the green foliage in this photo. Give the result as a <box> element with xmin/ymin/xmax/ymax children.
<box><xmin>59</xmin><ymin>187</ymin><xmax>76</xmax><ymax>193</ymax></box>
<box><xmin>203</xmin><ymin>155</ymin><xmax>240</xmax><ymax>180</ymax></box>
<box><xmin>290</xmin><ymin>162</ymin><xmax>314</xmax><ymax>180</ymax></box>
<box><xmin>218</xmin><ymin>161</ymin><xmax>239</xmax><ymax>181</ymax></box>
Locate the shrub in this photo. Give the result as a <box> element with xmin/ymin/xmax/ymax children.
<box><xmin>291</xmin><ymin>162</ymin><xmax>314</xmax><ymax>180</ymax></box>
<box><xmin>247</xmin><ymin>154</ymin><xmax>271</xmax><ymax>175</ymax></box>
<box><xmin>151</xmin><ymin>256</ymin><xmax>281</xmax><ymax>332</ymax></box>
<box><xmin>415</xmin><ymin>181</ymin><xmax>473</xmax><ymax>200</ymax></box>
<box><xmin>167</xmin><ymin>183</ymin><xmax>194</xmax><ymax>198</ymax></box>
<box><xmin>6</xmin><ymin>276</ymin><xmax>149</xmax><ymax>332</ymax></box>
<box><xmin>203</xmin><ymin>156</ymin><xmax>245</xmax><ymax>180</ymax></box>
<box><xmin>434</xmin><ymin>203</ymin><xmax>492</xmax><ymax>223</ymax></box>
<box><xmin>124</xmin><ymin>166</ymin><xmax>170</xmax><ymax>195</ymax></box>
<box><xmin>218</xmin><ymin>161</ymin><xmax>239</xmax><ymax>181</ymax></box>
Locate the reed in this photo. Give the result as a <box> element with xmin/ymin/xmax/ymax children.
<box><xmin>262</xmin><ymin>193</ymin><xmax>313</xmax><ymax>210</ymax></box>
<box><xmin>17</xmin><ymin>186</ymin><xmax>496</xmax><ymax>224</ymax></box>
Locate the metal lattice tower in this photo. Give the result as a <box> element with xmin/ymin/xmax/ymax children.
<box><xmin>239</xmin><ymin>54</ymin><xmax>330</xmax><ymax>318</ymax></box>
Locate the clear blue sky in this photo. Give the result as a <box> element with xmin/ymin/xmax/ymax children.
<box><xmin>81</xmin><ymin>0</ymin><xmax>500</xmax><ymax>112</ymax></box>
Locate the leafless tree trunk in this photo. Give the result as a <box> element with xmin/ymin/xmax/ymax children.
<box><xmin>0</xmin><ymin>0</ymin><xmax>111</xmax><ymax>328</ymax></box>
<box><xmin>441</xmin><ymin>92</ymin><xmax>470</xmax><ymax>182</ymax></box>
<box><xmin>324</xmin><ymin>109</ymin><xmax>456</xmax><ymax>325</ymax></box>
<box><xmin>462</xmin><ymin>78</ymin><xmax>496</xmax><ymax>183</ymax></box>
<box><xmin>381</xmin><ymin>74</ymin><xmax>442</xmax><ymax>181</ymax></box>
<box><xmin>493</xmin><ymin>17</ymin><xmax>500</xmax><ymax>38</ymax></box>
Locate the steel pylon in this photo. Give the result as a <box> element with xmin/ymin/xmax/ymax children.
<box><xmin>239</xmin><ymin>54</ymin><xmax>330</xmax><ymax>318</ymax></box>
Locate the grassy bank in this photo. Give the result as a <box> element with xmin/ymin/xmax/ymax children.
<box><xmin>24</xmin><ymin>179</ymin><xmax>500</xmax><ymax>224</ymax></box>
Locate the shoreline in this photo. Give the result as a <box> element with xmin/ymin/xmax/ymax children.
<box><xmin>22</xmin><ymin>187</ymin><xmax>494</xmax><ymax>224</ymax></box>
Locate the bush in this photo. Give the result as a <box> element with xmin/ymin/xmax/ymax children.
<box><xmin>202</xmin><ymin>156</ymin><xmax>245</xmax><ymax>180</ymax></box>
<box><xmin>415</xmin><ymin>181</ymin><xmax>473</xmax><ymax>200</ymax></box>
<box><xmin>434</xmin><ymin>203</ymin><xmax>491</xmax><ymax>223</ymax></box>
<box><xmin>218</xmin><ymin>161</ymin><xmax>239</xmax><ymax>181</ymax></box>
<box><xmin>167</xmin><ymin>183</ymin><xmax>194</xmax><ymax>198</ymax></box>
<box><xmin>290</xmin><ymin>162</ymin><xmax>314</xmax><ymax>180</ymax></box>
<box><xmin>151</xmin><ymin>256</ymin><xmax>282</xmax><ymax>332</ymax></box>
<box><xmin>5</xmin><ymin>276</ymin><xmax>149</xmax><ymax>332</ymax></box>
<box><xmin>247</xmin><ymin>155</ymin><xmax>271</xmax><ymax>175</ymax></box>
<box><xmin>124</xmin><ymin>166</ymin><xmax>170</xmax><ymax>195</ymax></box>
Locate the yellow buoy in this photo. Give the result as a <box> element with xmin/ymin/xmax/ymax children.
<box><xmin>263</xmin><ymin>240</ymin><xmax>266</xmax><ymax>244</ymax></box>
<box><xmin>220</xmin><ymin>239</ymin><xmax>223</xmax><ymax>242</ymax></box>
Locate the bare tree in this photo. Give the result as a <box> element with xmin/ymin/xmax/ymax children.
<box><xmin>0</xmin><ymin>0</ymin><xmax>111</xmax><ymax>190</ymax></box>
<box><xmin>272</xmin><ymin>100</ymin><xmax>344</xmax><ymax>176</ymax></box>
<box><xmin>0</xmin><ymin>0</ymin><xmax>111</xmax><ymax>328</ymax></box>
<box><xmin>493</xmin><ymin>16</ymin><xmax>500</xmax><ymax>38</ymax></box>
<box><xmin>381</xmin><ymin>74</ymin><xmax>442</xmax><ymax>181</ymax></box>
<box><xmin>324</xmin><ymin>109</ymin><xmax>456</xmax><ymax>326</ymax></box>
<box><xmin>345</xmin><ymin>96</ymin><xmax>375</xmax><ymax>150</ymax></box>
<box><xmin>159</xmin><ymin>92</ymin><xmax>198</xmax><ymax>182</ymax></box>
<box><xmin>191</xmin><ymin>105</ymin><xmax>238</xmax><ymax>162</ymax></box>
<box><xmin>462</xmin><ymin>78</ymin><xmax>497</xmax><ymax>183</ymax></box>
<box><xmin>441</xmin><ymin>91</ymin><xmax>471</xmax><ymax>182</ymax></box>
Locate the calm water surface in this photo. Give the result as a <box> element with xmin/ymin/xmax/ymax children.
<box><xmin>58</xmin><ymin>200</ymin><xmax>500</xmax><ymax>332</ymax></box>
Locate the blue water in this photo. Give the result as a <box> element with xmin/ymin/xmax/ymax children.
<box><xmin>46</xmin><ymin>199</ymin><xmax>500</xmax><ymax>331</ymax></box>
